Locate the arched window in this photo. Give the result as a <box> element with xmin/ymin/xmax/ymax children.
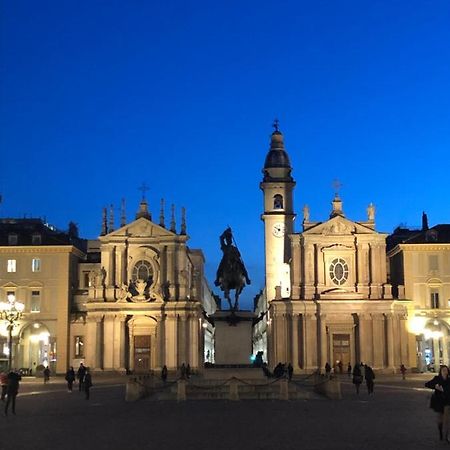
<box><xmin>273</xmin><ymin>194</ymin><xmax>283</xmax><ymax>210</ymax></box>
<box><xmin>329</xmin><ymin>258</ymin><xmax>349</xmax><ymax>286</ymax></box>
<box><xmin>132</xmin><ymin>260</ymin><xmax>153</xmax><ymax>284</ymax></box>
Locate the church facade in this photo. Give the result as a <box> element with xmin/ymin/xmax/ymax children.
<box><xmin>258</xmin><ymin>128</ymin><xmax>416</xmax><ymax>372</ymax></box>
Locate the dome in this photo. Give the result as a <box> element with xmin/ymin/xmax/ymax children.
<box><xmin>264</xmin><ymin>131</ymin><xmax>292</xmax><ymax>169</ymax></box>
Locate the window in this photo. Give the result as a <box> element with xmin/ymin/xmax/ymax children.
<box><xmin>31</xmin><ymin>291</ymin><xmax>41</xmax><ymax>312</ymax></box>
<box><xmin>132</xmin><ymin>260</ymin><xmax>153</xmax><ymax>283</ymax></box>
<box><xmin>75</xmin><ymin>336</ymin><xmax>84</xmax><ymax>357</ymax></box>
<box><xmin>429</xmin><ymin>255</ymin><xmax>439</xmax><ymax>271</ymax></box>
<box><xmin>329</xmin><ymin>258</ymin><xmax>349</xmax><ymax>286</ymax></box>
<box><xmin>6</xmin><ymin>291</ymin><xmax>15</xmax><ymax>301</ymax></box>
<box><xmin>32</xmin><ymin>234</ymin><xmax>42</xmax><ymax>245</ymax></box>
<box><xmin>83</xmin><ymin>272</ymin><xmax>90</xmax><ymax>288</ymax></box>
<box><xmin>7</xmin><ymin>260</ymin><xmax>16</xmax><ymax>272</ymax></box>
<box><xmin>431</xmin><ymin>291</ymin><xmax>440</xmax><ymax>309</ymax></box>
<box><xmin>32</xmin><ymin>258</ymin><xmax>41</xmax><ymax>272</ymax></box>
<box><xmin>8</xmin><ymin>234</ymin><xmax>18</xmax><ymax>245</ymax></box>
<box><xmin>273</xmin><ymin>194</ymin><xmax>284</xmax><ymax>209</ymax></box>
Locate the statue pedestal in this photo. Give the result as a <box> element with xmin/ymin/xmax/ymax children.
<box><xmin>212</xmin><ymin>311</ymin><xmax>256</xmax><ymax>365</ymax></box>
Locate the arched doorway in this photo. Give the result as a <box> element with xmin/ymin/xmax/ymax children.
<box><xmin>20</xmin><ymin>322</ymin><xmax>53</xmax><ymax>373</ymax></box>
<box><xmin>418</xmin><ymin>319</ymin><xmax>450</xmax><ymax>372</ymax></box>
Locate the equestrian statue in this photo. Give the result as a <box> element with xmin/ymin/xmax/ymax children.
<box><xmin>214</xmin><ymin>227</ymin><xmax>251</xmax><ymax>311</ymax></box>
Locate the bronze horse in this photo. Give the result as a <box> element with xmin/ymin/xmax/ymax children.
<box><xmin>214</xmin><ymin>228</ymin><xmax>250</xmax><ymax>310</ymax></box>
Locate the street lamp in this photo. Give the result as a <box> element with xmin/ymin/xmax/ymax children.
<box><xmin>0</xmin><ymin>294</ymin><xmax>24</xmax><ymax>370</ymax></box>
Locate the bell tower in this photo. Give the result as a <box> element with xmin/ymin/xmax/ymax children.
<box><xmin>260</xmin><ymin>121</ymin><xmax>296</xmax><ymax>301</ymax></box>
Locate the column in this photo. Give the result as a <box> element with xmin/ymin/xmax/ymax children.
<box><xmin>189</xmin><ymin>315</ymin><xmax>199</xmax><ymax>369</ymax></box>
<box><xmin>291</xmin><ymin>314</ymin><xmax>300</xmax><ymax>370</ymax></box>
<box><xmin>103</xmin><ymin>315</ymin><xmax>114</xmax><ymax>369</ymax></box>
<box><xmin>120</xmin><ymin>245</ymin><xmax>127</xmax><ymax>285</ymax></box>
<box><xmin>358</xmin><ymin>313</ymin><xmax>369</xmax><ymax>364</ymax></box>
<box><xmin>86</xmin><ymin>316</ymin><xmax>97</xmax><ymax>369</ymax></box>
<box><xmin>304</xmin><ymin>243</ymin><xmax>315</xmax><ymax>299</ymax></box>
<box><xmin>356</xmin><ymin>242</ymin><xmax>370</xmax><ymax>296</ymax></box>
<box><xmin>399</xmin><ymin>314</ymin><xmax>409</xmax><ymax>366</ymax></box>
<box><xmin>316</xmin><ymin>246</ymin><xmax>325</xmax><ymax>293</ymax></box>
<box><xmin>178</xmin><ymin>316</ymin><xmax>187</xmax><ymax>365</ymax></box>
<box><xmin>305</xmin><ymin>313</ymin><xmax>318</xmax><ymax>370</ymax></box>
<box><xmin>386</xmin><ymin>313</ymin><xmax>395</xmax><ymax>370</ymax></box>
<box><xmin>372</xmin><ymin>314</ymin><xmax>384</xmax><ymax>368</ymax></box>
<box><xmin>319</xmin><ymin>314</ymin><xmax>328</xmax><ymax>370</ymax></box>
<box><xmin>108</xmin><ymin>246</ymin><xmax>115</xmax><ymax>287</ymax></box>
<box><xmin>95</xmin><ymin>316</ymin><xmax>103</xmax><ymax>370</ymax></box>
<box><xmin>291</xmin><ymin>238</ymin><xmax>301</xmax><ymax>299</ymax></box>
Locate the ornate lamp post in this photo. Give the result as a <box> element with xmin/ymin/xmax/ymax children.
<box><xmin>0</xmin><ymin>294</ymin><xmax>24</xmax><ymax>370</ymax></box>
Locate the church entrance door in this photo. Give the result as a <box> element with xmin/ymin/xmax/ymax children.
<box><xmin>332</xmin><ymin>333</ymin><xmax>351</xmax><ymax>368</ymax></box>
<box><xmin>134</xmin><ymin>335</ymin><xmax>151</xmax><ymax>372</ymax></box>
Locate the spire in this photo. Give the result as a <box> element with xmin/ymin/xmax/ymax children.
<box><xmin>181</xmin><ymin>207</ymin><xmax>186</xmax><ymax>235</ymax></box>
<box><xmin>101</xmin><ymin>207</ymin><xmax>107</xmax><ymax>236</ymax></box>
<box><xmin>109</xmin><ymin>204</ymin><xmax>115</xmax><ymax>232</ymax></box>
<box><xmin>120</xmin><ymin>198</ymin><xmax>126</xmax><ymax>227</ymax></box>
<box><xmin>170</xmin><ymin>204</ymin><xmax>176</xmax><ymax>233</ymax></box>
<box><xmin>422</xmin><ymin>211</ymin><xmax>429</xmax><ymax>231</ymax></box>
<box><xmin>159</xmin><ymin>198</ymin><xmax>165</xmax><ymax>228</ymax></box>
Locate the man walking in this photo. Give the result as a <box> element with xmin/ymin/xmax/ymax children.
<box><xmin>77</xmin><ymin>363</ymin><xmax>86</xmax><ymax>392</ymax></box>
<box><xmin>4</xmin><ymin>370</ymin><xmax>21</xmax><ymax>416</ymax></box>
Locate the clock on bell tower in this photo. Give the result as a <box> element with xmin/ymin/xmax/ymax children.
<box><xmin>260</xmin><ymin>121</ymin><xmax>296</xmax><ymax>301</ymax></box>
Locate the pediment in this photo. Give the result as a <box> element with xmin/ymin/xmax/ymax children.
<box><xmin>302</xmin><ymin>215</ymin><xmax>377</xmax><ymax>236</ymax></box>
<box><xmin>104</xmin><ymin>217</ymin><xmax>176</xmax><ymax>239</ymax></box>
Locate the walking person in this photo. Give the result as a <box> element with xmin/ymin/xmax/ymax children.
<box><xmin>43</xmin><ymin>366</ymin><xmax>50</xmax><ymax>383</ymax></box>
<box><xmin>365</xmin><ymin>364</ymin><xmax>375</xmax><ymax>394</ymax></box>
<box><xmin>352</xmin><ymin>363</ymin><xmax>363</xmax><ymax>395</ymax></box>
<box><xmin>161</xmin><ymin>365</ymin><xmax>168</xmax><ymax>383</ymax></box>
<box><xmin>84</xmin><ymin>368</ymin><xmax>93</xmax><ymax>400</ymax></box>
<box><xmin>400</xmin><ymin>364</ymin><xmax>407</xmax><ymax>380</ymax></box>
<box><xmin>347</xmin><ymin>363</ymin><xmax>352</xmax><ymax>378</ymax></box>
<box><xmin>186</xmin><ymin>364</ymin><xmax>191</xmax><ymax>379</ymax></box>
<box><xmin>425</xmin><ymin>365</ymin><xmax>450</xmax><ymax>441</ymax></box>
<box><xmin>65</xmin><ymin>366</ymin><xmax>76</xmax><ymax>392</ymax></box>
<box><xmin>77</xmin><ymin>363</ymin><xmax>86</xmax><ymax>392</ymax></box>
<box><xmin>4</xmin><ymin>370</ymin><xmax>21</xmax><ymax>416</ymax></box>
<box><xmin>325</xmin><ymin>362</ymin><xmax>332</xmax><ymax>379</ymax></box>
<box><xmin>287</xmin><ymin>363</ymin><xmax>293</xmax><ymax>381</ymax></box>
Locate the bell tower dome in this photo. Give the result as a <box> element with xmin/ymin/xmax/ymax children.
<box><xmin>260</xmin><ymin>121</ymin><xmax>296</xmax><ymax>301</ymax></box>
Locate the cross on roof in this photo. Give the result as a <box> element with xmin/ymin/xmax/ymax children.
<box><xmin>332</xmin><ymin>179</ymin><xmax>343</xmax><ymax>196</ymax></box>
<box><xmin>139</xmin><ymin>182</ymin><xmax>149</xmax><ymax>200</ymax></box>
<box><xmin>272</xmin><ymin>118</ymin><xmax>280</xmax><ymax>132</ymax></box>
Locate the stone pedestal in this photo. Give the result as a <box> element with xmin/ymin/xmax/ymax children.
<box><xmin>212</xmin><ymin>311</ymin><xmax>255</xmax><ymax>365</ymax></box>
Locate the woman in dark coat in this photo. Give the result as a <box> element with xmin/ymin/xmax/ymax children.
<box><xmin>425</xmin><ymin>365</ymin><xmax>450</xmax><ymax>441</ymax></box>
<box><xmin>352</xmin><ymin>363</ymin><xmax>363</xmax><ymax>395</ymax></box>
<box><xmin>65</xmin><ymin>366</ymin><xmax>76</xmax><ymax>392</ymax></box>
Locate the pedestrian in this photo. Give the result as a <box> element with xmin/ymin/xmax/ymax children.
<box><xmin>161</xmin><ymin>365</ymin><xmax>168</xmax><ymax>383</ymax></box>
<box><xmin>352</xmin><ymin>363</ymin><xmax>363</xmax><ymax>395</ymax></box>
<box><xmin>180</xmin><ymin>363</ymin><xmax>186</xmax><ymax>379</ymax></box>
<box><xmin>287</xmin><ymin>363</ymin><xmax>293</xmax><ymax>381</ymax></box>
<box><xmin>337</xmin><ymin>360</ymin><xmax>343</xmax><ymax>374</ymax></box>
<box><xmin>365</xmin><ymin>364</ymin><xmax>375</xmax><ymax>394</ymax></box>
<box><xmin>43</xmin><ymin>367</ymin><xmax>50</xmax><ymax>383</ymax></box>
<box><xmin>4</xmin><ymin>370</ymin><xmax>21</xmax><ymax>416</ymax></box>
<box><xmin>0</xmin><ymin>371</ymin><xmax>7</xmax><ymax>401</ymax></box>
<box><xmin>347</xmin><ymin>363</ymin><xmax>352</xmax><ymax>378</ymax></box>
<box><xmin>65</xmin><ymin>366</ymin><xmax>76</xmax><ymax>392</ymax></box>
<box><xmin>186</xmin><ymin>364</ymin><xmax>191</xmax><ymax>379</ymax></box>
<box><xmin>84</xmin><ymin>368</ymin><xmax>93</xmax><ymax>400</ymax></box>
<box><xmin>400</xmin><ymin>364</ymin><xmax>407</xmax><ymax>380</ymax></box>
<box><xmin>325</xmin><ymin>362</ymin><xmax>332</xmax><ymax>379</ymax></box>
<box><xmin>77</xmin><ymin>363</ymin><xmax>86</xmax><ymax>392</ymax></box>
<box><xmin>425</xmin><ymin>365</ymin><xmax>450</xmax><ymax>441</ymax></box>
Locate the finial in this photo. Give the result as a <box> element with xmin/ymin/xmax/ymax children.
<box><xmin>120</xmin><ymin>198</ymin><xmax>126</xmax><ymax>227</ymax></box>
<box><xmin>159</xmin><ymin>198</ymin><xmax>165</xmax><ymax>228</ymax></box>
<box><xmin>367</xmin><ymin>203</ymin><xmax>375</xmax><ymax>222</ymax></box>
<box><xmin>332</xmin><ymin>179</ymin><xmax>343</xmax><ymax>197</ymax></box>
<box><xmin>303</xmin><ymin>204</ymin><xmax>310</xmax><ymax>222</ymax></box>
<box><xmin>272</xmin><ymin>118</ymin><xmax>280</xmax><ymax>133</ymax></box>
<box><xmin>422</xmin><ymin>211</ymin><xmax>429</xmax><ymax>231</ymax></box>
<box><xmin>170</xmin><ymin>204</ymin><xmax>176</xmax><ymax>233</ymax></box>
<box><xmin>138</xmin><ymin>182</ymin><xmax>149</xmax><ymax>201</ymax></box>
<box><xmin>181</xmin><ymin>207</ymin><xmax>186</xmax><ymax>235</ymax></box>
<box><xmin>101</xmin><ymin>207</ymin><xmax>107</xmax><ymax>236</ymax></box>
<box><xmin>109</xmin><ymin>204</ymin><xmax>115</xmax><ymax>232</ymax></box>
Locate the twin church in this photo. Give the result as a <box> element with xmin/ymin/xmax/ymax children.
<box><xmin>1</xmin><ymin>126</ymin><xmax>448</xmax><ymax>374</ymax></box>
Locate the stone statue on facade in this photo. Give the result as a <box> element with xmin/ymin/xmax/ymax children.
<box><xmin>303</xmin><ymin>204</ymin><xmax>310</xmax><ymax>222</ymax></box>
<box><xmin>214</xmin><ymin>227</ymin><xmax>250</xmax><ymax>311</ymax></box>
<box><xmin>367</xmin><ymin>203</ymin><xmax>375</xmax><ymax>221</ymax></box>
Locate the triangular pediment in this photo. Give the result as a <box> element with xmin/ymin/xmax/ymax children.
<box><xmin>103</xmin><ymin>217</ymin><xmax>177</xmax><ymax>239</ymax></box>
<box><xmin>302</xmin><ymin>215</ymin><xmax>377</xmax><ymax>236</ymax></box>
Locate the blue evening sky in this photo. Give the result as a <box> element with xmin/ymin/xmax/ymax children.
<box><xmin>1</xmin><ymin>1</ymin><xmax>449</xmax><ymax>309</ymax></box>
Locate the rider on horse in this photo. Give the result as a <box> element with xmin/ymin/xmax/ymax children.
<box><xmin>214</xmin><ymin>227</ymin><xmax>251</xmax><ymax>288</ymax></box>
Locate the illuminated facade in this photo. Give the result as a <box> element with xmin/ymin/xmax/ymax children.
<box><xmin>0</xmin><ymin>201</ymin><xmax>216</xmax><ymax>374</ymax></box>
<box><xmin>259</xmin><ymin>128</ymin><xmax>416</xmax><ymax>373</ymax></box>
<box><xmin>388</xmin><ymin>223</ymin><xmax>450</xmax><ymax>371</ymax></box>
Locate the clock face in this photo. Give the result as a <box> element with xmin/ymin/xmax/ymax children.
<box><xmin>272</xmin><ymin>222</ymin><xmax>286</xmax><ymax>237</ymax></box>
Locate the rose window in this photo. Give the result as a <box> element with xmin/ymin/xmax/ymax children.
<box><xmin>329</xmin><ymin>258</ymin><xmax>349</xmax><ymax>286</ymax></box>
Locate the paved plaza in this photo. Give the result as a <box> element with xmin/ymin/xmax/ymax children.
<box><xmin>0</xmin><ymin>373</ymin><xmax>443</xmax><ymax>450</ymax></box>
